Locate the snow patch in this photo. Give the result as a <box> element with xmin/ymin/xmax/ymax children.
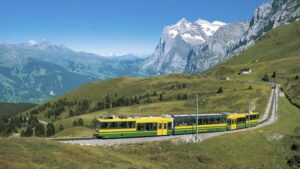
<box><xmin>28</xmin><ymin>40</ymin><xmax>38</xmax><ymax>46</ymax></box>
<box><xmin>168</xmin><ymin>30</ymin><xmax>178</xmax><ymax>37</ymax></box>
<box><xmin>50</xmin><ymin>90</ymin><xmax>56</xmax><ymax>96</ymax></box>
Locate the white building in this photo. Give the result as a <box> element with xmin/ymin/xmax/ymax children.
<box><xmin>240</xmin><ymin>68</ymin><xmax>252</xmax><ymax>75</ymax></box>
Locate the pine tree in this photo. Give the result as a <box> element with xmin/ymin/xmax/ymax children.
<box><xmin>78</xmin><ymin>118</ymin><xmax>84</xmax><ymax>126</ymax></box>
<box><xmin>73</xmin><ymin>120</ymin><xmax>78</xmax><ymax>126</ymax></box>
<box><xmin>153</xmin><ymin>91</ymin><xmax>157</xmax><ymax>96</ymax></box>
<box><xmin>69</xmin><ymin>110</ymin><xmax>74</xmax><ymax>117</ymax></box>
<box><xmin>25</xmin><ymin>126</ymin><xmax>33</xmax><ymax>137</ymax></box>
<box><xmin>35</xmin><ymin>123</ymin><xmax>45</xmax><ymax>137</ymax></box>
<box><xmin>271</xmin><ymin>71</ymin><xmax>276</xmax><ymax>78</ymax></box>
<box><xmin>105</xmin><ymin>95</ymin><xmax>111</xmax><ymax>109</ymax></box>
<box><xmin>46</xmin><ymin>122</ymin><xmax>56</xmax><ymax>137</ymax></box>
<box><xmin>177</xmin><ymin>94</ymin><xmax>181</xmax><ymax>100</ymax></box>
<box><xmin>182</xmin><ymin>94</ymin><xmax>188</xmax><ymax>100</ymax></box>
<box><xmin>295</xmin><ymin>75</ymin><xmax>299</xmax><ymax>80</ymax></box>
<box><xmin>217</xmin><ymin>87</ymin><xmax>223</xmax><ymax>93</ymax></box>
<box><xmin>262</xmin><ymin>73</ymin><xmax>269</xmax><ymax>82</ymax></box>
<box><xmin>159</xmin><ymin>94</ymin><xmax>163</xmax><ymax>101</ymax></box>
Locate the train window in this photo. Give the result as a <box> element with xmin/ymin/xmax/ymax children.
<box><xmin>100</xmin><ymin>122</ymin><xmax>108</xmax><ymax>129</ymax></box>
<box><xmin>127</xmin><ymin>122</ymin><xmax>136</xmax><ymax>128</ymax></box>
<box><xmin>237</xmin><ymin>118</ymin><xmax>245</xmax><ymax>124</ymax></box>
<box><xmin>168</xmin><ymin>122</ymin><xmax>172</xmax><ymax>129</ymax></box>
<box><xmin>164</xmin><ymin>123</ymin><xmax>167</xmax><ymax>129</ymax></box>
<box><xmin>137</xmin><ymin>123</ymin><xmax>145</xmax><ymax>131</ymax></box>
<box><xmin>158</xmin><ymin>123</ymin><xmax>162</xmax><ymax>129</ymax></box>
<box><xmin>153</xmin><ymin>123</ymin><xmax>157</xmax><ymax>130</ymax></box>
<box><xmin>227</xmin><ymin>120</ymin><xmax>231</xmax><ymax>125</ymax></box>
<box><xmin>145</xmin><ymin>123</ymin><xmax>152</xmax><ymax>131</ymax></box>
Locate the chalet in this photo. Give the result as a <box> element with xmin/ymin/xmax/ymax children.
<box><xmin>240</xmin><ymin>68</ymin><xmax>252</xmax><ymax>75</ymax></box>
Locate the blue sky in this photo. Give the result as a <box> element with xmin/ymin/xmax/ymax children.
<box><xmin>0</xmin><ymin>0</ymin><xmax>269</xmax><ymax>56</ymax></box>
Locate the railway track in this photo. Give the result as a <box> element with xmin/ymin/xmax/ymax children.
<box><xmin>54</xmin><ymin>84</ymin><xmax>279</xmax><ymax>146</ymax></box>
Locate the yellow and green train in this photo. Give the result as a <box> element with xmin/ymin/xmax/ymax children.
<box><xmin>94</xmin><ymin>112</ymin><xmax>259</xmax><ymax>139</ymax></box>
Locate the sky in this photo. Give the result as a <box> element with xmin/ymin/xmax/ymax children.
<box><xmin>0</xmin><ymin>0</ymin><xmax>270</xmax><ymax>56</ymax></box>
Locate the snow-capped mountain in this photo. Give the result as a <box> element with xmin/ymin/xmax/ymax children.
<box><xmin>144</xmin><ymin>0</ymin><xmax>300</xmax><ymax>75</ymax></box>
<box><xmin>229</xmin><ymin>0</ymin><xmax>300</xmax><ymax>55</ymax></box>
<box><xmin>195</xmin><ymin>19</ymin><xmax>227</xmax><ymax>36</ymax></box>
<box><xmin>143</xmin><ymin>19</ymin><xmax>249</xmax><ymax>74</ymax></box>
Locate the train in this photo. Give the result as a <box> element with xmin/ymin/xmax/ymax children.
<box><xmin>93</xmin><ymin>112</ymin><xmax>259</xmax><ymax>139</ymax></box>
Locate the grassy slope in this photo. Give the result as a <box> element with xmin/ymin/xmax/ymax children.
<box><xmin>206</xmin><ymin>20</ymin><xmax>300</xmax><ymax>106</ymax></box>
<box><xmin>49</xmin><ymin>75</ymin><xmax>270</xmax><ymax>137</ymax></box>
<box><xmin>1</xmin><ymin>97</ymin><xmax>299</xmax><ymax>169</ymax></box>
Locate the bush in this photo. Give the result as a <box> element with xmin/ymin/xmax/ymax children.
<box><xmin>249</xmin><ymin>86</ymin><xmax>252</xmax><ymax>90</ymax></box>
<box><xmin>78</xmin><ymin>118</ymin><xmax>84</xmax><ymax>126</ymax></box>
<box><xmin>73</xmin><ymin>120</ymin><xmax>78</xmax><ymax>126</ymax></box>
<box><xmin>217</xmin><ymin>87</ymin><xmax>223</xmax><ymax>93</ymax></box>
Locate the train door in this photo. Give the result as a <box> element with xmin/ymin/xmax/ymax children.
<box><xmin>227</xmin><ymin>119</ymin><xmax>237</xmax><ymax>130</ymax></box>
<box><xmin>231</xmin><ymin>119</ymin><xmax>237</xmax><ymax>130</ymax></box>
<box><xmin>157</xmin><ymin>121</ymin><xmax>168</xmax><ymax>135</ymax></box>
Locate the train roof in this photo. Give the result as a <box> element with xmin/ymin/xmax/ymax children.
<box><xmin>172</xmin><ymin>113</ymin><xmax>229</xmax><ymax>117</ymax></box>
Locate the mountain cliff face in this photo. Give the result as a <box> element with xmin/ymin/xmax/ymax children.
<box><xmin>229</xmin><ymin>0</ymin><xmax>300</xmax><ymax>54</ymax></box>
<box><xmin>185</xmin><ymin>21</ymin><xmax>249</xmax><ymax>73</ymax></box>
<box><xmin>0</xmin><ymin>41</ymin><xmax>145</xmax><ymax>102</ymax></box>
<box><xmin>144</xmin><ymin>0</ymin><xmax>300</xmax><ymax>74</ymax></box>
<box><xmin>143</xmin><ymin>19</ymin><xmax>227</xmax><ymax>74</ymax></box>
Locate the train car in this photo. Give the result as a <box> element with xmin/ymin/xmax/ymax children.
<box><xmin>94</xmin><ymin>115</ymin><xmax>173</xmax><ymax>139</ymax></box>
<box><xmin>94</xmin><ymin>112</ymin><xmax>260</xmax><ymax>139</ymax></box>
<box><xmin>172</xmin><ymin>114</ymin><xmax>227</xmax><ymax>135</ymax></box>
<box><xmin>226</xmin><ymin>112</ymin><xmax>259</xmax><ymax>130</ymax></box>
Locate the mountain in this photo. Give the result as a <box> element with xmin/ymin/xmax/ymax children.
<box><xmin>144</xmin><ymin>0</ymin><xmax>300</xmax><ymax>75</ymax></box>
<box><xmin>229</xmin><ymin>0</ymin><xmax>300</xmax><ymax>55</ymax></box>
<box><xmin>142</xmin><ymin>18</ymin><xmax>248</xmax><ymax>74</ymax></box>
<box><xmin>0</xmin><ymin>41</ymin><xmax>146</xmax><ymax>103</ymax></box>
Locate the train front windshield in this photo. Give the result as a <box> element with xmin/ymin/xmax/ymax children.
<box><xmin>96</xmin><ymin>122</ymin><xmax>101</xmax><ymax>130</ymax></box>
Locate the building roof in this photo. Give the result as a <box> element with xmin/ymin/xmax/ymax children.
<box><xmin>240</xmin><ymin>68</ymin><xmax>252</xmax><ymax>71</ymax></box>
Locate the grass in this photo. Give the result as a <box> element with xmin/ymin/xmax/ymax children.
<box><xmin>1</xmin><ymin>97</ymin><xmax>299</xmax><ymax>169</ymax></box>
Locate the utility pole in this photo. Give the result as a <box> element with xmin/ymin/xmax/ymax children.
<box><xmin>248</xmin><ymin>102</ymin><xmax>252</xmax><ymax>128</ymax></box>
<box><xmin>195</xmin><ymin>94</ymin><xmax>199</xmax><ymax>142</ymax></box>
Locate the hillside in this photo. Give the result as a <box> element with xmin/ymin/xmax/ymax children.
<box><xmin>0</xmin><ymin>102</ymin><xmax>36</xmax><ymax>118</ymax></box>
<box><xmin>206</xmin><ymin>20</ymin><xmax>300</xmax><ymax>107</ymax></box>
<box><xmin>18</xmin><ymin>74</ymin><xmax>271</xmax><ymax>137</ymax></box>
<box><xmin>1</xmin><ymin>97</ymin><xmax>299</xmax><ymax>168</ymax></box>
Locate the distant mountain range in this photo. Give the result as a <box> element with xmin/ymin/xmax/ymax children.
<box><xmin>0</xmin><ymin>0</ymin><xmax>299</xmax><ymax>103</ymax></box>
<box><xmin>0</xmin><ymin>41</ymin><xmax>146</xmax><ymax>102</ymax></box>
